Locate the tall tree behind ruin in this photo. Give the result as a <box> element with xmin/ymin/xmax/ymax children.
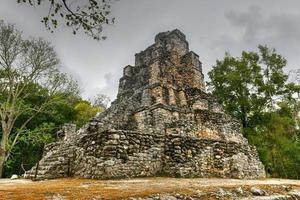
<box><xmin>0</xmin><ymin>21</ymin><xmax>78</xmax><ymax>177</ymax></box>
<box><xmin>208</xmin><ymin>46</ymin><xmax>300</xmax><ymax>178</ymax></box>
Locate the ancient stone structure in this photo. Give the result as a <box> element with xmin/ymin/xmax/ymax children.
<box><xmin>26</xmin><ymin>29</ymin><xmax>265</xmax><ymax>180</ymax></box>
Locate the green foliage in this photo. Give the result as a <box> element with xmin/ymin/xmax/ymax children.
<box><xmin>4</xmin><ymin>122</ymin><xmax>56</xmax><ymax>177</ymax></box>
<box><xmin>208</xmin><ymin>45</ymin><xmax>300</xmax><ymax>179</ymax></box>
<box><xmin>74</xmin><ymin>101</ymin><xmax>103</xmax><ymax>127</ymax></box>
<box><xmin>247</xmin><ymin>103</ymin><xmax>300</xmax><ymax>178</ymax></box>
<box><xmin>208</xmin><ymin>45</ymin><xmax>292</xmax><ymax>128</ymax></box>
<box><xmin>0</xmin><ymin>21</ymin><xmax>81</xmax><ymax>177</ymax></box>
<box><xmin>1</xmin><ymin>82</ymin><xmax>105</xmax><ymax>177</ymax></box>
<box><xmin>18</xmin><ymin>123</ymin><xmax>56</xmax><ymax>145</ymax></box>
<box><xmin>2</xmin><ymin>91</ymin><xmax>80</xmax><ymax>177</ymax></box>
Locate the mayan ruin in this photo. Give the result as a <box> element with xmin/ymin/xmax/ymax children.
<box><xmin>25</xmin><ymin>29</ymin><xmax>265</xmax><ymax>180</ymax></box>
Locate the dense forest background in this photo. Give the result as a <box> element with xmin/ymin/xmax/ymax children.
<box><xmin>0</xmin><ymin>21</ymin><xmax>299</xmax><ymax>179</ymax></box>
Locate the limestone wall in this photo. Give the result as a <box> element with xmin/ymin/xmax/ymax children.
<box><xmin>31</xmin><ymin>129</ymin><xmax>262</xmax><ymax>179</ymax></box>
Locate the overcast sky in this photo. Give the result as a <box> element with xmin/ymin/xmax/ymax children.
<box><xmin>1</xmin><ymin>0</ymin><xmax>300</xmax><ymax>100</ymax></box>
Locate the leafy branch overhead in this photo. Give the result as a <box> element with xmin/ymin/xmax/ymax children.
<box><xmin>17</xmin><ymin>0</ymin><xmax>115</xmax><ymax>40</ymax></box>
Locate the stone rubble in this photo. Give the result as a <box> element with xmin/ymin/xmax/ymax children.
<box><xmin>251</xmin><ymin>187</ymin><xmax>267</xmax><ymax>196</ymax></box>
<box><xmin>25</xmin><ymin>29</ymin><xmax>265</xmax><ymax>180</ymax></box>
<box><xmin>124</xmin><ymin>188</ymin><xmax>300</xmax><ymax>200</ymax></box>
<box><xmin>10</xmin><ymin>174</ymin><xmax>18</xmax><ymax>180</ymax></box>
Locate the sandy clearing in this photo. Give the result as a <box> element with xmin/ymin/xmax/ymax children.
<box><xmin>0</xmin><ymin>177</ymin><xmax>299</xmax><ymax>200</ymax></box>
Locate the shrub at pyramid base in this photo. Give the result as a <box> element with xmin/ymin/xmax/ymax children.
<box><xmin>26</xmin><ymin>30</ymin><xmax>265</xmax><ymax>180</ymax></box>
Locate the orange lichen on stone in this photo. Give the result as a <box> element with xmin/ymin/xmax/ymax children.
<box><xmin>195</xmin><ymin>128</ymin><xmax>222</xmax><ymax>140</ymax></box>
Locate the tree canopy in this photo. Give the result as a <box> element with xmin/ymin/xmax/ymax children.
<box><xmin>0</xmin><ymin>21</ymin><xmax>78</xmax><ymax>177</ymax></box>
<box><xmin>208</xmin><ymin>46</ymin><xmax>300</xmax><ymax>178</ymax></box>
<box><xmin>0</xmin><ymin>21</ymin><xmax>108</xmax><ymax>178</ymax></box>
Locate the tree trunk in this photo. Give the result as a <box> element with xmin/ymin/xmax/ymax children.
<box><xmin>241</xmin><ymin>106</ymin><xmax>248</xmax><ymax>129</ymax></box>
<box><xmin>0</xmin><ymin>146</ymin><xmax>6</xmax><ymax>178</ymax></box>
<box><xmin>0</xmin><ymin>124</ymin><xmax>9</xmax><ymax>178</ymax></box>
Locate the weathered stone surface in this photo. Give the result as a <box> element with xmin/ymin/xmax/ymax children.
<box><xmin>251</xmin><ymin>187</ymin><xmax>267</xmax><ymax>196</ymax></box>
<box><xmin>10</xmin><ymin>174</ymin><xmax>18</xmax><ymax>180</ymax></box>
<box><xmin>25</xmin><ymin>29</ymin><xmax>265</xmax><ymax>180</ymax></box>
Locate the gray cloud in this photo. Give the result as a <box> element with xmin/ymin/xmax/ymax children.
<box><xmin>227</xmin><ymin>6</ymin><xmax>300</xmax><ymax>45</ymax></box>
<box><xmin>211</xmin><ymin>6</ymin><xmax>300</xmax><ymax>69</ymax></box>
<box><xmin>1</xmin><ymin>0</ymin><xmax>300</xmax><ymax>101</ymax></box>
<box><xmin>98</xmin><ymin>72</ymin><xmax>120</xmax><ymax>99</ymax></box>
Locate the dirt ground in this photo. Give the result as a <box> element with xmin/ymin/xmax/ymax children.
<box><xmin>0</xmin><ymin>177</ymin><xmax>300</xmax><ymax>200</ymax></box>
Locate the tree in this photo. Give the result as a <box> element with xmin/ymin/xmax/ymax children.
<box><xmin>74</xmin><ymin>100</ymin><xmax>102</xmax><ymax>127</ymax></box>
<box><xmin>208</xmin><ymin>45</ymin><xmax>300</xmax><ymax>178</ymax></box>
<box><xmin>248</xmin><ymin>102</ymin><xmax>300</xmax><ymax>178</ymax></box>
<box><xmin>16</xmin><ymin>0</ymin><xmax>115</xmax><ymax>40</ymax></box>
<box><xmin>208</xmin><ymin>45</ymin><xmax>295</xmax><ymax>129</ymax></box>
<box><xmin>3</xmin><ymin>90</ymin><xmax>80</xmax><ymax>177</ymax></box>
<box><xmin>91</xmin><ymin>93</ymin><xmax>110</xmax><ymax>109</ymax></box>
<box><xmin>0</xmin><ymin>21</ymin><xmax>79</xmax><ymax>177</ymax></box>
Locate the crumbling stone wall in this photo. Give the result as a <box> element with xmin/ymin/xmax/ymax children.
<box><xmin>26</xmin><ymin>29</ymin><xmax>265</xmax><ymax>180</ymax></box>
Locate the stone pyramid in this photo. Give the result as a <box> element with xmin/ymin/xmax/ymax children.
<box><xmin>26</xmin><ymin>29</ymin><xmax>265</xmax><ymax>180</ymax></box>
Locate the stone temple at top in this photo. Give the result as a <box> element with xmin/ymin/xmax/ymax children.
<box><xmin>26</xmin><ymin>29</ymin><xmax>265</xmax><ymax>179</ymax></box>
